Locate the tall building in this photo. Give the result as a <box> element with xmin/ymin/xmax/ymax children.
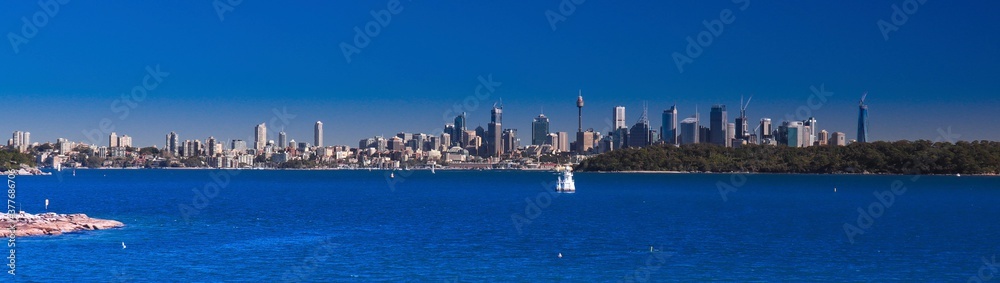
<box><xmin>231</xmin><ymin>140</ymin><xmax>247</xmax><ymax>154</ymax></box>
<box><xmin>759</xmin><ymin>118</ymin><xmax>772</xmax><ymax>140</ymax></box>
<box><xmin>680</xmin><ymin>116</ymin><xmax>699</xmax><ymax>145</ymax></box>
<box><xmin>780</xmin><ymin>121</ymin><xmax>806</xmax><ymax>147</ymax></box>
<box><xmin>556</xmin><ymin>132</ymin><xmax>569</xmax><ymax>153</ymax></box>
<box><xmin>613</xmin><ymin>106</ymin><xmax>626</xmax><ymax>130</ymax></box>
<box><xmin>488</xmin><ymin>103</ymin><xmax>503</xmax><ymax>157</ymax></box>
<box><xmin>818</xmin><ymin>130</ymin><xmax>829</xmax><ymax>146</ymax></box>
<box><xmin>576</xmin><ymin>130</ymin><xmax>595</xmax><ymax>154</ymax></box>
<box><xmin>727</xmin><ymin>123</ymin><xmax>736</xmax><ymax>146</ymax></box>
<box><xmin>314</xmin><ymin>121</ymin><xmax>324</xmax><ymax>147</ymax></box>
<box><xmin>857</xmin><ymin>93</ymin><xmax>870</xmax><ymax>143</ymax></box>
<box><xmin>109</xmin><ymin>132</ymin><xmax>119</xmax><ymax>148</ymax></box>
<box><xmin>627</xmin><ymin>105</ymin><xmax>651</xmax><ymax>148</ymax></box>
<box><xmin>804</xmin><ymin>117</ymin><xmax>818</xmax><ymax>146</ymax></box>
<box><xmin>119</xmin><ymin>135</ymin><xmax>132</xmax><ymax>148</ymax></box>
<box><xmin>278</xmin><ymin>131</ymin><xmax>287</xmax><ymax>150</ymax></box>
<box><xmin>831</xmin><ymin>132</ymin><xmax>847</xmax><ymax>146</ymax></box>
<box><xmin>254</xmin><ymin>123</ymin><xmax>267</xmax><ymax>151</ymax></box>
<box><xmin>531</xmin><ymin>113</ymin><xmax>550</xmax><ymax>146</ymax></box>
<box><xmin>10</xmin><ymin>131</ymin><xmax>30</xmax><ymax>152</ymax></box>
<box><xmin>454</xmin><ymin>112</ymin><xmax>467</xmax><ymax>147</ymax></box>
<box><xmin>710</xmin><ymin>104</ymin><xmax>728</xmax><ymax>147</ymax></box>
<box><xmin>207</xmin><ymin>137</ymin><xmax>218</xmax><ymax>156</ymax></box>
<box><xmin>166</xmin><ymin>132</ymin><xmax>179</xmax><ymax>156</ymax></box>
<box><xmin>576</xmin><ymin>90</ymin><xmax>584</xmax><ymax>133</ymax></box>
<box><xmin>661</xmin><ymin>105</ymin><xmax>678</xmax><ymax>145</ymax></box>
<box><xmin>502</xmin><ymin>129</ymin><xmax>518</xmax><ymax>153</ymax></box>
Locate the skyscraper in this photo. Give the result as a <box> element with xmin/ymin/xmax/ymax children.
<box><xmin>314</xmin><ymin>121</ymin><xmax>323</xmax><ymax>147</ymax></box>
<box><xmin>727</xmin><ymin>123</ymin><xmax>735</xmax><ymax>147</ymax></box>
<box><xmin>613</xmin><ymin>106</ymin><xmax>626</xmax><ymax>130</ymax></box>
<box><xmin>166</xmin><ymin>131</ymin><xmax>179</xmax><ymax>156</ymax></box>
<box><xmin>818</xmin><ymin>130</ymin><xmax>829</xmax><ymax>146</ymax></box>
<box><xmin>759</xmin><ymin>118</ymin><xmax>772</xmax><ymax>140</ymax></box>
<box><xmin>278</xmin><ymin>131</ymin><xmax>287</xmax><ymax>150</ymax></box>
<box><xmin>576</xmin><ymin>90</ymin><xmax>586</xmax><ymax>153</ymax></box>
<box><xmin>680</xmin><ymin>116</ymin><xmax>699</xmax><ymax>145</ymax></box>
<box><xmin>119</xmin><ymin>135</ymin><xmax>132</xmax><ymax>148</ymax></box>
<box><xmin>109</xmin><ymin>132</ymin><xmax>119</xmax><ymax>148</ymax></box>
<box><xmin>454</xmin><ymin>112</ymin><xmax>467</xmax><ymax>147</ymax></box>
<box><xmin>255</xmin><ymin>123</ymin><xmax>267</xmax><ymax>151</ymax></box>
<box><xmin>661</xmin><ymin>105</ymin><xmax>678</xmax><ymax>145</ymax></box>
<box><xmin>857</xmin><ymin>92</ymin><xmax>870</xmax><ymax>143</ymax></box>
<box><xmin>710</xmin><ymin>104</ymin><xmax>728</xmax><ymax>147</ymax></box>
<box><xmin>627</xmin><ymin>105</ymin><xmax>651</xmax><ymax>148</ymax></box>
<box><xmin>488</xmin><ymin>102</ymin><xmax>503</xmax><ymax>157</ymax></box>
<box><xmin>207</xmin><ymin>137</ymin><xmax>218</xmax><ymax>156</ymax></box>
<box><xmin>531</xmin><ymin>113</ymin><xmax>550</xmax><ymax>146</ymax></box>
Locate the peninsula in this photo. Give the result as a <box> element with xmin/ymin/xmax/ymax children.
<box><xmin>1</xmin><ymin>212</ymin><xmax>124</xmax><ymax>237</ymax></box>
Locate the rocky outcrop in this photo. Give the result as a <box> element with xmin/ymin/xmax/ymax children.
<box><xmin>0</xmin><ymin>212</ymin><xmax>124</xmax><ymax>237</ymax></box>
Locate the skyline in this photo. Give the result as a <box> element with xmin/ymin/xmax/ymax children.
<box><xmin>3</xmin><ymin>2</ymin><xmax>999</xmax><ymax>146</ymax></box>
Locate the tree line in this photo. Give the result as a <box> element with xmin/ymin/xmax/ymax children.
<box><xmin>575</xmin><ymin>140</ymin><xmax>1000</xmax><ymax>175</ymax></box>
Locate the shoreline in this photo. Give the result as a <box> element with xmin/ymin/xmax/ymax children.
<box><xmin>34</xmin><ymin>167</ymin><xmax>1000</xmax><ymax>176</ymax></box>
<box><xmin>0</xmin><ymin>212</ymin><xmax>124</xmax><ymax>237</ymax></box>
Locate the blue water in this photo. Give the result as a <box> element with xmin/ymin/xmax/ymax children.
<box><xmin>8</xmin><ymin>170</ymin><xmax>1000</xmax><ymax>282</ymax></box>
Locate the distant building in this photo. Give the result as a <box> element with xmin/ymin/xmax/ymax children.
<box><xmin>556</xmin><ymin>132</ymin><xmax>569</xmax><ymax>153</ymax></box>
<box><xmin>502</xmin><ymin>129</ymin><xmax>519</xmax><ymax>153</ymax></box>
<box><xmin>613</xmin><ymin>106</ymin><xmax>626</xmax><ymax>130</ymax></box>
<box><xmin>118</xmin><ymin>135</ymin><xmax>132</xmax><ymax>148</ymax></box>
<box><xmin>531</xmin><ymin>114</ymin><xmax>550</xmax><ymax>146</ymax></box>
<box><xmin>454</xmin><ymin>112</ymin><xmax>467</xmax><ymax>147</ymax></box>
<box><xmin>278</xmin><ymin>131</ymin><xmax>287</xmax><ymax>151</ymax></box>
<box><xmin>314</xmin><ymin>121</ymin><xmax>324</xmax><ymax>147</ymax></box>
<box><xmin>858</xmin><ymin>94</ymin><xmax>870</xmax><ymax>143</ymax></box>
<box><xmin>627</xmin><ymin>107</ymin><xmax>652</xmax><ymax>148</ymax></box>
<box><xmin>166</xmin><ymin>132</ymin><xmax>180</xmax><ymax>156</ymax></box>
<box><xmin>818</xmin><ymin>130</ymin><xmax>829</xmax><ymax>146</ymax></box>
<box><xmin>661</xmin><ymin>105</ymin><xmax>678</xmax><ymax>145</ymax></box>
<box><xmin>109</xmin><ymin>132</ymin><xmax>119</xmax><ymax>148</ymax></box>
<box><xmin>680</xmin><ymin>117</ymin><xmax>699</xmax><ymax>145</ymax></box>
<box><xmin>710</xmin><ymin>105</ymin><xmax>728</xmax><ymax>147</ymax></box>
<box><xmin>488</xmin><ymin>104</ymin><xmax>503</xmax><ymax>157</ymax></box>
<box><xmin>831</xmin><ymin>132</ymin><xmax>847</xmax><ymax>146</ymax></box>
<box><xmin>254</xmin><ymin>123</ymin><xmax>267</xmax><ymax>151</ymax></box>
<box><xmin>727</xmin><ymin>123</ymin><xmax>735</xmax><ymax>147</ymax></box>
<box><xmin>231</xmin><ymin>139</ymin><xmax>247</xmax><ymax>154</ymax></box>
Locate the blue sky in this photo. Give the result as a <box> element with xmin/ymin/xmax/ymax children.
<box><xmin>2</xmin><ymin>1</ymin><xmax>998</xmax><ymax>147</ymax></box>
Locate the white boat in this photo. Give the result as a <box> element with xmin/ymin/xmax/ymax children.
<box><xmin>556</xmin><ymin>167</ymin><xmax>575</xmax><ymax>193</ymax></box>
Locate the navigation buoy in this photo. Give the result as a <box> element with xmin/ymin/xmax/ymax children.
<box><xmin>834</xmin><ymin>188</ymin><xmax>837</xmax><ymax>192</ymax></box>
<box><xmin>122</xmin><ymin>242</ymin><xmax>127</xmax><ymax>249</ymax></box>
<box><xmin>558</xmin><ymin>253</ymin><xmax>563</xmax><ymax>258</ymax></box>
<box><xmin>45</xmin><ymin>199</ymin><xmax>49</xmax><ymax>210</ymax></box>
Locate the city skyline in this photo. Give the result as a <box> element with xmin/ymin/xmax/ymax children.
<box><xmin>3</xmin><ymin>2</ymin><xmax>999</xmax><ymax>145</ymax></box>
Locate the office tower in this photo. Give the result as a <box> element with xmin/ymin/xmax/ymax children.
<box><xmin>454</xmin><ymin>112</ymin><xmax>467</xmax><ymax>147</ymax></box>
<box><xmin>804</xmin><ymin>117</ymin><xmax>817</xmax><ymax>146</ymax></box>
<box><xmin>614</xmin><ymin>106</ymin><xmax>626</xmax><ymax>130</ymax></box>
<box><xmin>612</xmin><ymin>127</ymin><xmax>628</xmax><ymax>150</ymax></box>
<box><xmin>818</xmin><ymin>130</ymin><xmax>829</xmax><ymax>146</ymax></box>
<box><xmin>254</xmin><ymin>123</ymin><xmax>267</xmax><ymax>151</ymax></box>
<box><xmin>531</xmin><ymin>113</ymin><xmax>550</xmax><ymax>146</ymax></box>
<box><xmin>278</xmin><ymin>131</ymin><xmax>287</xmax><ymax>150</ymax></box>
<box><xmin>727</xmin><ymin>123</ymin><xmax>735</xmax><ymax>146</ymax></box>
<box><xmin>735</xmin><ymin>95</ymin><xmax>753</xmax><ymax>144</ymax></box>
<box><xmin>699</xmin><ymin>126</ymin><xmax>711</xmax><ymax>144</ymax></box>
<box><xmin>662</xmin><ymin>105</ymin><xmax>678</xmax><ymax>145</ymax></box>
<box><xmin>576</xmin><ymin>130</ymin><xmax>595</xmax><ymax>154</ymax></box>
<box><xmin>194</xmin><ymin>140</ymin><xmax>203</xmax><ymax>156</ymax></box>
<box><xmin>680</xmin><ymin>116</ymin><xmax>699</xmax><ymax>145</ymax></box>
<box><xmin>109</xmin><ymin>132</ymin><xmax>119</xmax><ymax>148</ymax></box>
<box><xmin>207</xmin><ymin>137</ymin><xmax>218</xmax><ymax>156</ymax></box>
<box><xmin>444</xmin><ymin>124</ymin><xmax>455</xmax><ymax>145</ymax></box>
<box><xmin>547</xmin><ymin>133</ymin><xmax>560</xmax><ymax>152</ymax></box>
<box><xmin>857</xmin><ymin>92</ymin><xmax>870</xmax><ymax>143</ymax></box>
<box><xmin>710</xmin><ymin>104</ymin><xmax>728</xmax><ymax>147</ymax></box>
<box><xmin>760</xmin><ymin>118</ymin><xmax>772</xmax><ymax>140</ymax></box>
<box><xmin>488</xmin><ymin>102</ymin><xmax>503</xmax><ymax>157</ymax></box>
<box><xmin>166</xmin><ymin>132</ymin><xmax>179</xmax><ymax>156</ymax></box>
<box><xmin>182</xmin><ymin>140</ymin><xmax>193</xmax><ymax>157</ymax></box>
<box><xmin>388</xmin><ymin>137</ymin><xmax>404</xmax><ymax>151</ymax></box>
<box><xmin>627</xmin><ymin>105</ymin><xmax>651</xmax><ymax>148</ymax></box>
<box><xmin>502</xmin><ymin>129</ymin><xmax>518</xmax><ymax>153</ymax></box>
<box><xmin>556</xmin><ymin>132</ymin><xmax>569</xmax><ymax>153</ymax></box>
<box><xmin>231</xmin><ymin>140</ymin><xmax>247</xmax><ymax>154</ymax></box>
<box><xmin>314</xmin><ymin>121</ymin><xmax>323</xmax><ymax>147</ymax></box>
<box><xmin>119</xmin><ymin>135</ymin><xmax>132</xmax><ymax>148</ymax></box>
<box><xmin>831</xmin><ymin>132</ymin><xmax>847</xmax><ymax>146</ymax></box>
<box><xmin>781</xmin><ymin>121</ymin><xmax>805</xmax><ymax>147</ymax></box>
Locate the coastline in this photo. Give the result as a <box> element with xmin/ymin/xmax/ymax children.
<box><xmin>1</xmin><ymin>212</ymin><xmax>124</xmax><ymax>237</ymax></box>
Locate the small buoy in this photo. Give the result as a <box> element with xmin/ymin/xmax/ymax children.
<box><xmin>834</xmin><ymin>188</ymin><xmax>837</xmax><ymax>192</ymax></box>
<box><xmin>122</xmin><ymin>242</ymin><xmax>127</xmax><ymax>249</ymax></box>
<box><xmin>650</xmin><ymin>246</ymin><xmax>654</xmax><ymax>252</ymax></box>
<box><xmin>558</xmin><ymin>253</ymin><xmax>562</xmax><ymax>258</ymax></box>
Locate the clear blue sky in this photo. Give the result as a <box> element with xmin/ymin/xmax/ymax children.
<box><xmin>2</xmin><ymin>1</ymin><xmax>998</xmax><ymax>147</ymax></box>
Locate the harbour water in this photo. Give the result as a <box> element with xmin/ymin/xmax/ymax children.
<box><xmin>11</xmin><ymin>170</ymin><xmax>1000</xmax><ymax>281</ymax></box>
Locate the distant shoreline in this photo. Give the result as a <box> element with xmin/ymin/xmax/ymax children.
<box><xmin>37</xmin><ymin>167</ymin><xmax>1000</xmax><ymax>176</ymax></box>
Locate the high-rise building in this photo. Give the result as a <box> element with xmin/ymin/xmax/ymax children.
<box><xmin>576</xmin><ymin>130</ymin><xmax>595</xmax><ymax>154</ymax></box>
<box><xmin>254</xmin><ymin>123</ymin><xmax>267</xmax><ymax>151</ymax></box>
<box><xmin>857</xmin><ymin>93</ymin><xmax>870</xmax><ymax>143</ymax></box>
<box><xmin>627</xmin><ymin>105</ymin><xmax>651</xmax><ymax>148</ymax></box>
<box><xmin>531</xmin><ymin>113</ymin><xmax>550</xmax><ymax>146</ymax></box>
<box><xmin>804</xmin><ymin>117</ymin><xmax>818</xmax><ymax>146</ymax></box>
<box><xmin>831</xmin><ymin>132</ymin><xmax>847</xmax><ymax>146</ymax></box>
<box><xmin>10</xmin><ymin>131</ymin><xmax>30</xmax><ymax>153</ymax></box>
<box><xmin>278</xmin><ymin>131</ymin><xmax>287</xmax><ymax>150</ymax></box>
<box><xmin>231</xmin><ymin>140</ymin><xmax>247</xmax><ymax>154</ymax></box>
<box><xmin>613</xmin><ymin>106</ymin><xmax>626</xmax><ymax>130</ymax></box>
<box><xmin>556</xmin><ymin>132</ymin><xmax>569</xmax><ymax>153</ymax></box>
<box><xmin>166</xmin><ymin>132</ymin><xmax>179</xmax><ymax>156</ymax></box>
<box><xmin>109</xmin><ymin>132</ymin><xmax>119</xmax><ymax>148</ymax></box>
<box><xmin>710</xmin><ymin>104</ymin><xmax>728</xmax><ymax>147</ymax></box>
<box><xmin>727</xmin><ymin>123</ymin><xmax>735</xmax><ymax>146</ymax></box>
<box><xmin>119</xmin><ymin>135</ymin><xmax>132</xmax><ymax>148</ymax></box>
<box><xmin>661</xmin><ymin>105</ymin><xmax>678</xmax><ymax>145</ymax></box>
<box><xmin>780</xmin><ymin>121</ymin><xmax>805</xmax><ymax>147</ymax></box>
<box><xmin>488</xmin><ymin>103</ymin><xmax>503</xmax><ymax>157</ymax></box>
<box><xmin>759</xmin><ymin>118</ymin><xmax>772</xmax><ymax>140</ymax></box>
<box><xmin>818</xmin><ymin>130</ymin><xmax>829</xmax><ymax>146</ymax></box>
<box><xmin>314</xmin><ymin>121</ymin><xmax>323</xmax><ymax>147</ymax></box>
<box><xmin>454</xmin><ymin>112</ymin><xmax>467</xmax><ymax>147</ymax></box>
<box><xmin>502</xmin><ymin>129</ymin><xmax>518</xmax><ymax>153</ymax></box>
<box><xmin>680</xmin><ymin>116</ymin><xmax>699</xmax><ymax>145</ymax></box>
<box><xmin>207</xmin><ymin>137</ymin><xmax>218</xmax><ymax>156</ymax></box>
